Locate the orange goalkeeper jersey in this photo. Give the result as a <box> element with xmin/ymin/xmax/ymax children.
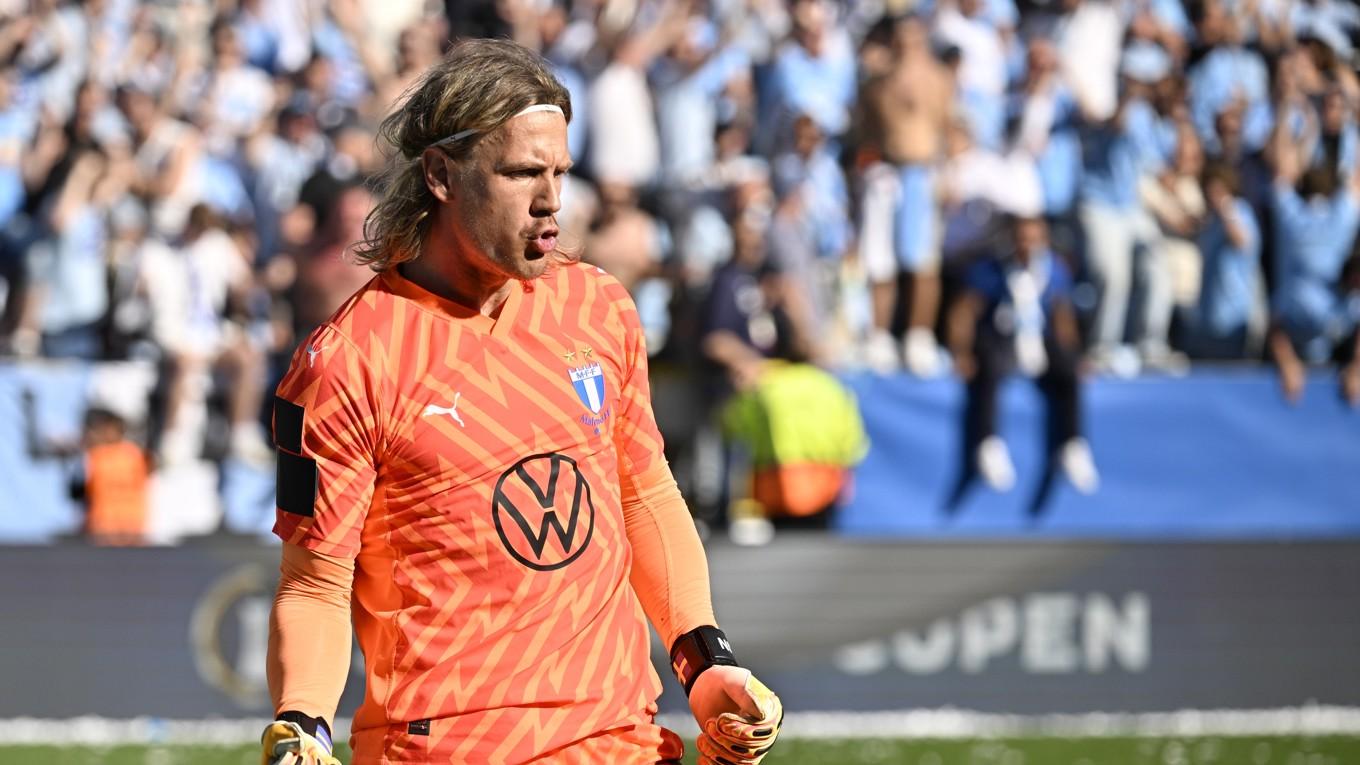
<box><xmin>273</xmin><ymin>262</ymin><xmax>680</xmax><ymax>763</ymax></box>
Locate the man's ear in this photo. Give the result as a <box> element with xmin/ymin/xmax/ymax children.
<box><xmin>421</xmin><ymin>148</ymin><xmax>458</xmax><ymax>203</ymax></box>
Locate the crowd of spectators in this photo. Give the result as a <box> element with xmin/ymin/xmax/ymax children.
<box><xmin>2</xmin><ymin>0</ymin><xmax>1360</xmax><ymax>520</ymax></box>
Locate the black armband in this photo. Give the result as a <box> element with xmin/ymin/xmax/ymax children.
<box><xmin>670</xmin><ymin>625</ymin><xmax>738</xmax><ymax>695</ymax></box>
<box><xmin>277</xmin><ymin>710</ymin><xmax>333</xmax><ymax>751</ymax></box>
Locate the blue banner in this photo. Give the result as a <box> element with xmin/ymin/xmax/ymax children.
<box><xmin>3</xmin><ymin>363</ymin><xmax>1359</xmax><ymax>541</ymax></box>
<box><xmin>839</xmin><ymin>371</ymin><xmax>1360</xmax><ymax>538</ymax></box>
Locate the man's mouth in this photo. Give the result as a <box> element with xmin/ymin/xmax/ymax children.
<box><xmin>529</xmin><ymin>228</ymin><xmax>559</xmax><ymax>255</ymax></box>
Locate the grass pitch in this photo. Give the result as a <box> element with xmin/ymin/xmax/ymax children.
<box><xmin>1</xmin><ymin>735</ymin><xmax>1358</xmax><ymax>764</ymax></box>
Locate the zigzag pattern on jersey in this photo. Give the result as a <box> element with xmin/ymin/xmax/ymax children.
<box><xmin>276</xmin><ymin>264</ymin><xmax>673</xmax><ymax>763</ymax></box>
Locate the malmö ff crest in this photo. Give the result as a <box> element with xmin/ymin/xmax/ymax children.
<box><xmin>569</xmin><ymin>362</ymin><xmax>607</xmax><ymax>415</ymax></box>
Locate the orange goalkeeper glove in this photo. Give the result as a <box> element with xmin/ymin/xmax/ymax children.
<box><xmin>260</xmin><ymin>713</ymin><xmax>340</xmax><ymax>765</ymax></box>
<box><xmin>672</xmin><ymin>626</ymin><xmax>783</xmax><ymax>765</ymax></box>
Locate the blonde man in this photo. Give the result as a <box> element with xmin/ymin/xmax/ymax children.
<box><xmin>261</xmin><ymin>39</ymin><xmax>781</xmax><ymax>765</ymax></box>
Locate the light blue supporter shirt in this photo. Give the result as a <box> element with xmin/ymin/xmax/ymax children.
<box><xmin>1197</xmin><ymin>198</ymin><xmax>1261</xmax><ymax>335</ymax></box>
<box><xmin>763</xmin><ymin>38</ymin><xmax>857</xmax><ymax>141</ymax></box>
<box><xmin>1188</xmin><ymin>47</ymin><xmax>1273</xmax><ymax>152</ymax></box>
<box><xmin>1270</xmin><ymin>182</ymin><xmax>1360</xmax><ymax>332</ymax></box>
<box><xmin>655</xmin><ymin>45</ymin><xmax>750</xmax><ymax>186</ymax></box>
<box><xmin>1079</xmin><ymin>117</ymin><xmax>1140</xmax><ymax>210</ymax></box>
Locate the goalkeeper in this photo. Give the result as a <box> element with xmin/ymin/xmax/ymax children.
<box><xmin>262</xmin><ymin>38</ymin><xmax>781</xmax><ymax>764</ymax></box>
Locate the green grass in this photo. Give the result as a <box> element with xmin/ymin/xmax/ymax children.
<box><xmin>2</xmin><ymin>736</ymin><xmax>1358</xmax><ymax>764</ymax></box>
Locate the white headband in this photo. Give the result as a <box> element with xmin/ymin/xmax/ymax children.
<box><xmin>427</xmin><ymin>104</ymin><xmax>564</xmax><ymax>152</ymax></box>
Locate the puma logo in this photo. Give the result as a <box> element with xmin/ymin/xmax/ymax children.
<box><xmin>422</xmin><ymin>393</ymin><xmax>465</xmax><ymax>428</ymax></box>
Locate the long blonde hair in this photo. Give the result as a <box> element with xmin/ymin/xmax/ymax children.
<box><xmin>353</xmin><ymin>39</ymin><xmax>573</xmax><ymax>270</ymax></box>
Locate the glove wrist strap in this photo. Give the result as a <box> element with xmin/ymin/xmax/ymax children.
<box><xmin>670</xmin><ymin>625</ymin><xmax>738</xmax><ymax>696</ymax></box>
<box><xmin>277</xmin><ymin>710</ymin><xmax>333</xmax><ymax>753</ymax></box>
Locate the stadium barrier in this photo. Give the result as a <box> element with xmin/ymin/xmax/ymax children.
<box><xmin>4</xmin><ymin>362</ymin><xmax>1359</xmax><ymax>542</ymax></box>
<box><xmin>838</xmin><ymin>371</ymin><xmax>1360</xmax><ymax>537</ymax></box>
<box><xmin>1</xmin><ymin>537</ymin><xmax>1356</xmax><ymax>718</ymax></box>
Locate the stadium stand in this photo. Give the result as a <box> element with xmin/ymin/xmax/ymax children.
<box><xmin>3</xmin><ymin>0</ymin><xmax>1359</xmax><ymax>541</ymax></box>
<box><xmin>3</xmin><ymin>5</ymin><xmax>1360</xmax><ymax>759</ymax></box>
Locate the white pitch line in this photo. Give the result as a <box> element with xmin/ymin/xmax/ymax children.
<box><xmin>2</xmin><ymin>708</ymin><xmax>1359</xmax><ymax>746</ymax></box>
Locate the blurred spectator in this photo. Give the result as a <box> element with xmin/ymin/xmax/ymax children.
<box><xmin>288</xmin><ymin>185</ymin><xmax>376</xmax><ymax>338</ymax></box>
<box><xmin>655</xmin><ymin>17</ymin><xmax>751</xmax><ymax>191</ymax></box>
<box><xmin>103</xmin><ymin>197</ymin><xmax>165</xmax><ymax>360</ymax></box>
<box><xmin>375</xmin><ymin>20</ymin><xmax>447</xmax><ymax>113</ymax></box>
<box><xmin>773</xmin><ymin>114</ymin><xmax>851</xmax><ymax>263</ymax></box>
<box><xmin>192</xmin><ymin>20</ymin><xmax>274</xmax><ymax>148</ymax></box>
<box><xmin>297</xmin><ymin>122</ymin><xmax>379</xmax><ymax>222</ymax></box>
<box><xmin>585</xmin><ymin>182</ymin><xmax>663</xmax><ymax>292</ymax></box>
<box><xmin>0</xmin><ymin>68</ymin><xmax>31</xmax><ymax>353</ymax></box>
<box><xmin>857</xmin><ymin>13</ymin><xmax>951</xmax><ymax>375</ymax></box>
<box><xmin>937</xmin><ymin>114</ymin><xmax>1042</xmax><ymax>259</ymax></box>
<box><xmin>769</xmin><ymin>112</ymin><xmax>855</xmax><ymax>358</ymax></box>
<box><xmin>934</xmin><ymin>0</ymin><xmax>1007</xmax><ymax>150</ymax></box>
<box><xmin>17</xmin><ymin>0</ymin><xmax>90</xmax><ymax>122</ymax></box>
<box><xmin>1140</xmin><ymin>122</ymin><xmax>1206</xmax><ymax>333</ymax></box>
<box><xmin>22</xmin><ymin>390</ymin><xmax>150</xmax><ymax>546</ymax></box>
<box><xmin>1078</xmin><ymin>54</ymin><xmax>1179</xmax><ymax>373</ymax></box>
<box><xmin>157</xmin><ymin>205</ymin><xmax>269</xmax><ymax>465</ymax></box>
<box><xmin>583</xmin><ymin>180</ymin><xmax>671</xmax><ymax>349</ymax></box>
<box><xmin>700</xmin><ymin>199</ymin><xmax>840</xmax><ymax>537</ymax></box>
<box><xmin>27</xmin><ymin>145</ymin><xmax>129</xmax><ymax>359</ymax></box>
<box><xmin>248</xmin><ymin>97</ymin><xmax>327</xmax><ymax>261</ymax></box>
<box><xmin>532</xmin><ymin>4</ymin><xmax>589</xmax><ymax>162</ymax></box>
<box><xmin>117</xmin><ymin>84</ymin><xmax>202</xmax><ymax>238</ymax></box>
<box><xmin>719</xmin><ymin>361</ymin><xmax>867</xmax><ymax>532</ymax></box>
<box><xmin>1187</xmin><ymin>0</ymin><xmax>1273</xmax><ymax>154</ymax></box>
<box><xmin>1055</xmin><ymin>0</ymin><xmax>1123</xmax><ymax>124</ymax></box>
<box><xmin>701</xmin><ymin>199</ymin><xmax>815</xmax><ymax>394</ymax></box>
<box><xmin>114</xmin><ymin>9</ymin><xmax>177</xmax><ymax>95</ymax></box>
<box><xmin>762</xmin><ymin>0</ymin><xmax>856</xmax><ymax>153</ymax></box>
<box><xmin>4</xmin><ymin>0</ymin><xmax>1360</xmax><ymax>540</ymax></box>
<box><xmin>76</xmin><ymin>406</ymin><xmax>151</xmax><ymax>546</ymax></box>
<box><xmin>1267</xmin><ymin>121</ymin><xmax>1360</xmax><ymax>404</ymax></box>
<box><xmin>1010</xmin><ymin>37</ymin><xmax>1080</xmax><ymax>223</ymax></box>
<box><xmin>588</xmin><ymin>3</ymin><xmax>688</xmax><ymax>188</ymax></box>
<box><xmin>1186</xmin><ymin>160</ymin><xmax>1263</xmax><ymax>358</ymax></box>
<box><xmin>947</xmin><ymin>210</ymin><xmax>1097</xmax><ymax>495</ymax></box>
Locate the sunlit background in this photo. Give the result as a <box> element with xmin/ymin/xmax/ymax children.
<box><xmin>2</xmin><ymin>0</ymin><xmax>1358</xmax><ymax>762</ymax></box>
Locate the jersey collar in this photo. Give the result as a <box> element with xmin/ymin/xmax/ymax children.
<box><xmin>381</xmin><ymin>266</ymin><xmax>528</xmax><ymax>338</ymax></box>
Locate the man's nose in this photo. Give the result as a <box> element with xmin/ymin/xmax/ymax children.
<box><xmin>534</xmin><ymin>176</ymin><xmax>562</xmax><ymax>216</ymax></box>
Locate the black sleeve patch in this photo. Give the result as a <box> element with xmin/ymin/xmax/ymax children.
<box><xmin>276</xmin><ymin>450</ymin><xmax>318</xmax><ymax>517</ymax></box>
<box><xmin>274</xmin><ymin>396</ymin><xmax>305</xmax><ymax>454</ymax></box>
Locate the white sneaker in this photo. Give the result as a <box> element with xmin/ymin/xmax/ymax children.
<box><xmin>158</xmin><ymin>426</ymin><xmax>200</xmax><ymax>466</ymax></box>
<box><xmin>864</xmin><ymin>330</ymin><xmax>900</xmax><ymax>374</ymax></box>
<box><xmin>1060</xmin><ymin>437</ymin><xmax>1100</xmax><ymax>494</ymax></box>
<box><xmin>729</xmin><ymin>516</ymin><xmax>775</xmax><ymax>546</ymax></box>
<box><xmin>976</xmin><ymin>435</ymin><xmax>1016</xmax><ymax>492</ymax></box>
<box><xmin>903</xmin><ymin>327</ymin><xmax>944</xmax><ymax>378</ymax></box>
<box><xmin>728</xmin><ymin>499</ymin><xmax>775</xmax><ymax>546</ymax></box>
<box><xmin>230</xmin><ymin>422</ymin><xmax>275</xmax><ymax>466</ymax></box>
<box><xmin>1139</xmin><ymin>341</ymin><xmax>1190</xmax><ymax>375</ymax></box>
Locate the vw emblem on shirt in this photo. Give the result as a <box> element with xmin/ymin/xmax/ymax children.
<box><xmin>492</xmin><ymin>453</ymin><xmax>596</xmax><ymax>571</ymax></box>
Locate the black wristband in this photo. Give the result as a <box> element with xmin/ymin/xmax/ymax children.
<box><xmin>670</xmin><ymin>626</ymin><xmax>739</xmax><ymax>695</ymax></box>
<box><xmin>277</xmin><ymin>711</ymin><xmax>332</xmax><ymax>751</ymax></box>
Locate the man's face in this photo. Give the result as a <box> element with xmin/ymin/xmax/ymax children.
<box><xmin>443</xmin><ymin>111</ymin><xmax>571</xmax><ymax>281</ymax></box>
<box><xmin>792</xmin><ymin>0</ymin><xmax>828</xmax><ymax>56</ymax></box>
<box><xmin>1027</xmin><ymin>39</ymin><xmax>1056</xmax><ymax>77</ymax></box>
<box><xmin>894</xmin><ymin>17</ymin><xmax>927</xmax><ymax>55</ymax></box>
<box><xmin>1014</xmin><ymin>217</ymin><xmax>1047</xmax><ymax>255</ymax></box>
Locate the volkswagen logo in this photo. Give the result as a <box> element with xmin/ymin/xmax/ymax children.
<box><xmin>492</xmin><ymin>452</ymin><xmax>596</xmax><ymax>571</ymax></box>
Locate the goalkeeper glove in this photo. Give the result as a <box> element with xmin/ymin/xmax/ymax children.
<box><xmin>672</xmin><ymin>626</ymin><xmax>783</xmax><ymax>765</ymax></box>
<box><xmin>260</xmin><ymin>712</ymin><xmax>341</xmax><ymax>765</ymax></box>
